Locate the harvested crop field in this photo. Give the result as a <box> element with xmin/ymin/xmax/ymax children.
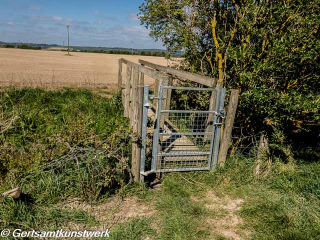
<box><xmin>0</xmin><ymin>48</ymin><xmax>170</xmax><ymax>89</ymax></box>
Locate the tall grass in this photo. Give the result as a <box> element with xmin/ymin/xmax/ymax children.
<box><xmin>0</xmin><ymin>88</ymin><xmax>132</xmax><ymax>200</ymax></box>
<box><xmin>0</xmin><ymin>88</ymin><xmax>133</xmax><ymax>234</ymax></box>
<box><xmin>154</xmin><ymin>155</ymin><xmax>320</xmax><ymax>239</ymax></box>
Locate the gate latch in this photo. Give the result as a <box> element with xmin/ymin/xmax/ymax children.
<box><xmin>214</xmin><ymin>110</ymin><xmax>226</xmax><ymax>126</ymax></box>
<box><xmin>150</xmin><ymin>96</ymin><xmax>166</xmax><ymax>100</ymax></box>
<box><xmin>219</xmin><ymin>109</ymin><xmax>226</xmax><ymax>119</ymax></box>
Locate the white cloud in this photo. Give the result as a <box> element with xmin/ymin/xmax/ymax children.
<box><xmin>52</xmin><ymin>16</ymin><xmax>62</xmax><ymax>21</ymax></box>
<box><xmin>94</xmin><ymin>10</ymin><xmax>101</xmax><ymax>16</ymax></box>
<box><xmin>93</xmin><ymin>10</ymin><xmax>117</xmax><ymax>21</ymax></box>
<box><xmin>128</xmin><ymin>13</ymin><xmax>139</xmax><ymax>22</ymax></box>
<box><xmin>2</xmin><ymin>14</ymin><xmax>163</xmax><ymax>49</ymax></box>
<box><xmin>94</xmin><ymin>20</ymin><xmax>104</xmax><ymax>25</ymax></box>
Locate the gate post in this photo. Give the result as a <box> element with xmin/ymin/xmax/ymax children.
<box><xmin>211</xmin><ymin>88</ymin><xmax>226</xmax><ymax>171</ymax></box>
<box><xmin>118</xmin><ymin>59</ymin><xmax>122</xmax><ymax>91</ymax></box>
<box><xmin>151</xmin><ymin>86</ymin><xmax>163</xmax><ymax>172</ymax></box>
<box><xmin>124</xmin><ymin>65</ymin><xmax>132</xmax><ymax>118</ymax></box>
<box><xmin>131</xmin><ymin>67</ymin><xmax>143</xmax><ymax>182</ymax></box>
<box><xmin>140</xmin><ymin>85</ymin><xmax>150</xmax><ymax>181</ymax></box>
<box><xmin>217</xmin><ymin>90</ymin><xmax>239</xmax><ymax>167</ymax></box>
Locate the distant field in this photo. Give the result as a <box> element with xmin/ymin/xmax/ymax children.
<box><xmin>0</xmin><ymin>48</ymin><xmax>170</xmax><ymax>89</ymax></box>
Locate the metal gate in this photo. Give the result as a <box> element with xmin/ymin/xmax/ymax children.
<box><xmin>140</xmin><ymin>85</ymin><xmax>226</xmax><ymax>177</ymax></box>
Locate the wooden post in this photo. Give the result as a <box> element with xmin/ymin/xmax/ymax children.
<box><xmin>217</xmin><ymin>90</ymin><xmax>239</xmax><ymax>167</ymax></box>
<box><xmin>254</xmin><ymin>133</ymin><xmax>269</xmax><ymax>176</ymax></box>
<box><xmin>164</xmin><ymin>76</ymin><xmax>173</xmax><ymax>119</ymax></box>
<box><xmin>130</xmin><ymin>66</ymin><xmax>139</xmax><ymax>128</ymax></box>
<box><xmin>118</xmin><ymin>59</ymin><xmax>122</xmax><ymax>91</ymax></box>
<box><xmin>131</xmin><ymin>70</ymin><xmax>144</xmax><ymax>182</ymax></box>
<box><xmin>154</xmin><ymin>79</ymin><xmax>161</xmax><ymax>113</ymax></box>
<box><xmin>124</xmin><ymin>65</ymin><xmax>132</xmax><ymax>118</ymax></box>
<box><xmin>204</xmin><ymin>78</ymin><xmax>218</xmax><ymax>142</ymax></box>
<box><xmin>140</xmin><ymin>72</ymin><xmax>145</xmax><ymax>86</ymax></box>
<box><xmin>159</xmin><ymin>78</ymin><xmax>169</xmax><ymax>134</ymax></box>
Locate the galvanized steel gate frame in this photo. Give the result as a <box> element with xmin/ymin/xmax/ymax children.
<box><xmin>140</xmin><ymin>85</ymin><xmax>226</xmax><ymax>178</ymax></box>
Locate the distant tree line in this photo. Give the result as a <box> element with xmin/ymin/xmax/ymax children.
<box><xmin>78</xmin><ymin>49</ymin><xmax>169</xmax><ymax>57</ymax></box>
<box><xmin>2</xmin><ymin>44</ymin><xmax>41</xmax><ymax>50</ymax></box>
<box><xmin>1</xmin><ymin>43</ymin><xmax>178</xmax><ymax>57</ymax></box>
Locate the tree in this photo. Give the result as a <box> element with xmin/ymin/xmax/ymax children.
<box><xmin>139</xmin><ymin>0</ymin><xmax>320</xmax><ymax>151</ymax></box>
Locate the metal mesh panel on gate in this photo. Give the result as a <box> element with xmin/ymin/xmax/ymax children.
<box><xmin>152</xmin><ymin>86</ymin><xmax>225</xmax><ymax>172</ymax></box>
<box><xmin>158</xmin><ymin>112</ymin><xmax>213</xmax><ymax>170</ymax></box>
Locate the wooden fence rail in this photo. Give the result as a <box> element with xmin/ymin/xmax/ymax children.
<box><xmin>139</xmin><ymin>59</ymin><xmax>217</xmax><ymax>87</ymax></box>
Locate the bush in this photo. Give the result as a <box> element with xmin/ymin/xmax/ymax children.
<box><xmin>17</xmin><ymin>44</ymin><xmax>41</xmax><ymax>50</ymax></box>
<box><xmin>4</xmin><ymin>44</ymin><xmax>15</xmax><ymax>48</ymax></box>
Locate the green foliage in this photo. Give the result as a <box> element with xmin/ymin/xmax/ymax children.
<box><xmin>0</xmin><ymin>197</ymin><xmax>98</xmax><ymax>237</ymax></box>
<box><xmin>78</xmin><ymin>48</ymin><xmax>168</xmax><ymax>57</ymax></box>
<box><xmin>149</xmin><ymin>155</ymin><xmax>320</xmax><ymax>240</ymax></box>
<box><xmin>139</xmin><ymin>0</ymin><xmax>320</xmax><ymax>151</ymax></box>
<box><xmin>3</xmin><ymin>44</ymin><xmax>15</xmax><ymax>48</ymax></box>
<box><xmin>0</xmin><ymin>88</ymin><xmax>131</xmax><ymax>200</ymax></box>
<box><xmin>211</xmin><ymin>157</ymin><xmax>320</xmax><ymax>239</ymax></box>
<box><xmin>170</xmin><ymin>83</ymin><xmax>211</xmax><ymax>111</ymax></box>
<box><xmin>17</xmin><ymin>44</ymin><xmax>41</xmax><ymax>50</ymax></box>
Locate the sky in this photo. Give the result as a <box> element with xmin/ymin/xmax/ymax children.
<box><xmin>0</xmin><ymin>0</ymin><xmax>164</xmax><ymax>49</ymax></box>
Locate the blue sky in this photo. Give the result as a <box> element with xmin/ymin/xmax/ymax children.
<box><xmin>0</xmin><ymin>0</ymin><xmax>164</xmax><ymax>49</ymax></box>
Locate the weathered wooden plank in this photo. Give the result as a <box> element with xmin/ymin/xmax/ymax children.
<box><xmin>139</xmin><ymin>59</ymin><xmax>216</xmax><ymax>87</ymax></box>
<box><xmin>121</xmin><ymin>58</ymin><xmax>170</xmax><ymax>82</ymax></box>
<box><xmin>154</xmin><ymin>79</ymin><xmax>160</xmax><ymax>113</ymax></box>
<box><xmin>217</xmin><ymin>90</ymin><xmax>239</xmax><ymax>166</ymax></box>
<box><xmin>118</xmin><ymin>59</ymin><xmax>122</xmax><ymax>91</ymax></box>
<box><xmin>124</xmin><ymin>65</ymin><xmax>132</xmax><ymax>118</ymax></box>
<box><xmin>254</xmin><ymin>133</ymin><xmax>269</xmax><ymax>176</ymax></box>
<box><xmin>165</xmin><ymin>76</ymin><xmax>173</xmax><ymax>116</ymax></box>
<box><xmin>159</xmin><ymin>78</ymin><xmax>169</xmax><ymax>140</ymax></box>
<box><xmin>140</xmin><ymin>72</ymin><xmax>145</xmax><ymax>86</ymax></box>
<box><xmin>204</xmin><ymin>78</ymin><xmax>219</xmax><ymax>141</ymax></box>
<box><xmin>131</xmin><ymin>70</ymin><xmax>145</xmax><ymax>182</ymax></box>
<box><xmin>121</xmin><ymin>89</ymin><xmax>125</xmax><ymax>107</ymax></box>
<box><xmin>130</xmin><ymin>66</ymin><xmax>139</xmax><ymax>128</ymax></box>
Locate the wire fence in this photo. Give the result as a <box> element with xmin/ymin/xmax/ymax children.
<box><xmin>227</xmin><ymin>124</ymin><xmax>261</xmax><ymax>158</ymax></box>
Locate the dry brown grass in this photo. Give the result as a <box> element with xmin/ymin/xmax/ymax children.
<box><xmin>0</xmin><ymin>48</ymin><xmax>170</xmax><ymax>89</ymax></box>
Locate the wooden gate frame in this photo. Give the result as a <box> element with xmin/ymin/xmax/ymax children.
<box><xmin>118</xmin><ymin>58</ymin><xmax>239</xmax><ymax>181</ymax></box>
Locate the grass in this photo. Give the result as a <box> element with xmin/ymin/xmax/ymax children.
<box><xmin>108</xmin><ymin>218</ymin><xmax>155</xmax><ymax>240</ymax></box>
<box><xmin>144</xmin><ymin>156</ymin><xmax>320</xmax><ymax>240</ymax></box>
<box><xmin>0</xmin><ymin>88</ymin><xmax>132</xmax><ymax>199</ymax></box>
<box><xmin>0</xmin><ymin>88</ymin><xmax>133</xmax><ymax>235</ymax></box>
<box><xmin>0</xmin><ymin>88</ymin><xmax>319</xmax><ymax>239</ymax></box>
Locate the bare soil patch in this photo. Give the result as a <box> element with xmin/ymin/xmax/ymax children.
<box><xmin>192</xmin><ymin>190</ymin><xmax>250</xmax><ymax>240</ymax></box>
<box><xmin>61</xmin><ymin>195</ymin><xmax>156</xmax><ymax>232</ymax></box>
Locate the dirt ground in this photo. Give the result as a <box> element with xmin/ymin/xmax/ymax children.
<box><xmin>0</xmin><ymin>48</ymin><xmax>170</xmax><ymax>89</ymax></box>
<box><xmin>61</xmin><ymin>189</ymin><xmax>249</xmax><ymax>240</ymax></box>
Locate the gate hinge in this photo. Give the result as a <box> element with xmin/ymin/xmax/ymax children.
<box><xmin>144</xmin><ymin>103</ymin><xmax>153</xmax><ymax>109</ymax></box>
<box><xmin>140</xmin><ymin>170</ymin><xmax>156</xmax><ymax>176</ymax></box>
<box><xmin>213</xmin><ymin>110</ymin><xmax>225</xmax><ymax>119</ymax></box>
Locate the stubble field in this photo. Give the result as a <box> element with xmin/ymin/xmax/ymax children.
<box><xmin>0</xmin><ymin>48</ymin><xmax>169</xmax><ymax>89</ymax></box>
